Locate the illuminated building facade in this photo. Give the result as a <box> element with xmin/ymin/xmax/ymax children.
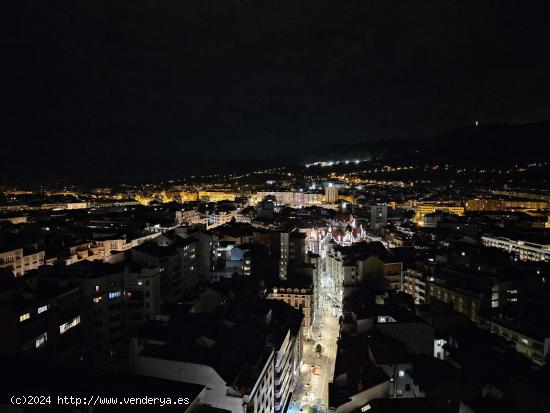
<box><xmin>414</xmin><ymin>204</ymin><xmax>464</xmax><ymax>224</ymax></box>
<box><xmin>324</xmin><ymin>185</ymin><xmax>339</xmax><ymax>203</ymax></box>
<box><xmin>268</xmin><ymin>284</ymin><xmax>314</xmax><ymax>339</ymax></box>
<box><xmin>466</xmin><ymin>198</ymin><xmax>549</xmax><ymax>211</ymax></box>
<box><xmin>0</xmin><ymin>247</ymin><xmax>45</xmax><ymax>277</ymax></box>
<box><xmin>198</xmin><ymin>190</ymin><xmax>237</xmax><ymax>202</ymax></box>
<box><xmin>481</xmin><ymin>236</ymin><xmax>550</xmax><ymax>262</ymax></box>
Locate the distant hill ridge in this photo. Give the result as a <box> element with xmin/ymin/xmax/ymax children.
<box><xmin>223</xmin><ymin>121</ymin><xmax>550</xmax><ymax>171</ymax></box>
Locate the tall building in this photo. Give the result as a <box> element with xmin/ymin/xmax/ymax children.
<box><xmin>175</xmin><ymin>228</ymin><xmax>220</xmax><ymax>281</ymax></box>
<box><xmin>367</xmin><ymin>204</ymin><xmax>388</xmax><ymax>230</ymax></box>
<box><xmin>289</xmin><ymin>232</ymin><xmax>307</xmax><ymax>263</ymax></box>
<box><xmin>403</xmin><ymin>269</ymin><xmax>428</xmax><ymax>304</ymax></box>
<box><xmin>41</xmin><ymin>259</ymin><xmax>170</xmax><ymax>366</ymax></box>
<box><xmin>325</xmin><ymin>185</ymin><xmax>339</xmax><ymax>204</ymax></box>
<box><xmin>268</xmin><ymin>301</ymin><xmax>303</xmax><ymax>413</ymax></box>
<box><xmin>272</xmin><ymin>232</ymin><xmax>289</xmax><ymax>279</ymax></box>
<box><xmin>58</xmin><ymin>261</ymin><xmax>129</xmax><ymax>366</ymax></box>
<box><xmin>130</xmin><ymin>301</ymin><xmax>303</xmax><ymax>413</ymax></box>
<box><xmin>132</xmin><ymin>234</ymin><xmax>200</xmax><ymax>302</ymax></box>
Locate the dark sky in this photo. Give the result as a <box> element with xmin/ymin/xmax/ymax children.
<box><xmin>3</xmin><ymin>0</ymin><xmax>550</xmax><ymax>184</ymax></box>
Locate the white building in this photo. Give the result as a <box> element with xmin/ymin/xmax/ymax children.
<box><xmin>130</xmin><ymin>308</ymin><xmax>294</xmax><ymax>413</ymax></box>
<box><xmin>93</xmin><ymin>232</ymin><xmax>161</xmax><ymax>261</ymax></box>
<box><xmin>255</xmin><ymin>191</ymin><xmax>323</xmax><ymax>207</ymax></box>
<box><xmin>402</xmin><ymin>269</ymin><xmax>428</xmax><ymax>304</ymax></box>
<box><xmin>0</xmin><ymin>246</ymin><xmax>45</xmax><ymax>276</ymax></box>
<box><xmin>325</xmin><ymin>185</ymin><xmax>339</xmax><ymax>204</ymax></box>
<box><xmin>136</xmin><ymin>351</ymin><xmax>275</xmax><ymax>413</ymax></box>
<box><xmin>481</xmin><ymin>236</ymin><xmax>550</xmax><ymax>262</ymax></box>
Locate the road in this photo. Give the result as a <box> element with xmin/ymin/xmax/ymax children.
<box><xmin>289</xmin><ymin>268</ymin><xmax>341</xmax><ymax>413</ymax></box>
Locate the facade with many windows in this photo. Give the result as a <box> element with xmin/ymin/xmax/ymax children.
<box><xmin>489</xmin><ymin>317</ymin><xmax>550</xmax><ymax>366</ymax></box>
<box><xmin>268</xmin><ymin>284</ymin><xmax>313</xmax><ymax>339</ymax></box>
<box><xmin>403</xmin><ymin>269</ymin><xmax>428</xmax><ymax>304</ymax></box>
<box><xmin>481</xmin><ymin>236</ymin><xmax>550</xmax><ymax>262</ymax></box>
<box><xmin>0</xmin><ymin>247</ymin><xmax>45</xmax><ymax>276</ymax></box>
<box><xmin>428</xmin><ymin>283</ymin><xmax>483</xmax><ymax>324</ymax></box>
<box><xmin>0</xmin><ymin>274</ymin><xmax>81</xmax><ymax>362</ymax></box>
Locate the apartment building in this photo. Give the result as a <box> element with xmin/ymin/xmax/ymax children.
<box><xmin>0</xmin><ymin>271</ymin><xmax>81</xmax><ymax>363</ymax></box>
<box><xmin>255</xmin><ymin>191</ymin><xmax>323</xmax><ymax>207</ymax></box>
<box><xmin>402</xmin><ymin>269</ymin><xmax>428</xmax><ymax>304</ymax></box>
<box><xmin>268</xmin><ymin>277</ymin><xmax>313</xmax><ymax>339</ymax></box>
<box><xmin>325</xmin><ymin>186</ymin><xmax>339</xmax><ymax>204</ymax></box>
<box><xmin>198</xmin><ymin>190</ymin><xmax>237</xmax><ymax>202</ymax></box>
<box><xmin>427</xmin><ymin>268</ymin><xmax>517</xmax><ymax>325</ymax></box>
<box><xmin>368</xmin><ymin>333</ymin><xmax>422</xmax><ymax>399</ymax></box>
<box><xmin>327</xmin><ymin>241</ymin><xmax>403</xmax><ymax>296</ymax></box>
<box><xmin>132</xmin><ymin>313</ymin><xmax>276</xmax><ymax>413</ymax></box>
<box><xmin>289</xmin><ymin>231</ymin><xmax>306</xmax><ymax>263</ymax></box>
<box><xmin>132</xmin><ymin>235</ymin><xmax>199</xmax><ymax>303</ymax></box>
<box><xmin>273</xmin><ymin>232</ymin><xmax>289</xmax><ymax>279</ymax></box>
<box><xmin>489</xmin><ymin>316</ymin><xmax>550</xmax><ymax>366</ymax></box>
<box><xmin>466</xmin><ymin>198</ymin><xmax>549</xmax><ymax>211</ymax></box>
<box><xmin>0</xmin><ymin>246</ymin><xmax>45</xmax><ymax>276</ymax></box>
<box><xmin>57</xmin><ymin>262</ymin><xmax>129</xmax><ymax>366</ymax></box>
<box><xmin>414</xmin><ymin>204</ymin><xmax>464</xmax><ymax>224</ymax></box>
<box><xmin>93</xmin><ymin>232</ymin><xmax>161</xmax><ymax>261</ymax></box>
<box><xmin>267</xmin><ymin>301</ymin><xmax>303</xmax><ymax>413</ymax></box>
<box><xmin>367</xmin><ymin>204</ymin><xmax>388</xmax><ymax>229</ymax></box>
<box><xmin>481</xmin><ymin>235</ymin><xmax>550</xmax><ymax>262</ymax></box>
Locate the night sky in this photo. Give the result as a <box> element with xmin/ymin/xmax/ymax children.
<box><xmin>3</xmin><ymin>0</ymin><xmax>550</xmax><ymax>184</ymax></box>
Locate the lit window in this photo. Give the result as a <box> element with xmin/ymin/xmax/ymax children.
<box><xmin>399</xmin><ymin>370</ymin><xmax>405</xmax><ymax>377</ymax></box>
<box><xmin>35</xmin><ymin>332</ymin><xmax>47</xmax><ymax>348</ymax></box>
<box><xmin>95</xmin><ymin>285</ymin><xmax>100</xmax><ymax>292</ymax></box>
<box><xmin>108</xmin><ymin>291</ymin><xmax>121</xmax><ymax>299</ymax></box>
<box><xmin>361</xmin><ymin>404</ymin><xmax>372</xmax><ymax>412</ymax></box>
<box><xmin>20</xmin><ymin>313</ymin><xmax>30</xmax><ymax>322</ymax></box>
<box><xmin>60</xmin><ymin>316</ymin><xmax>81</xmax><ymax>334</ymax></box>
<box><xmin>37</xmin><ymin>305</ymin><xmax>48</xmax><ymax>314</ymax></box>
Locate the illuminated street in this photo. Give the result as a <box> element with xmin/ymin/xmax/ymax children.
<box><xmin>289</xmin><ymin>267</ymin><xmax>341</xmax><ymax>413</ymax></box>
